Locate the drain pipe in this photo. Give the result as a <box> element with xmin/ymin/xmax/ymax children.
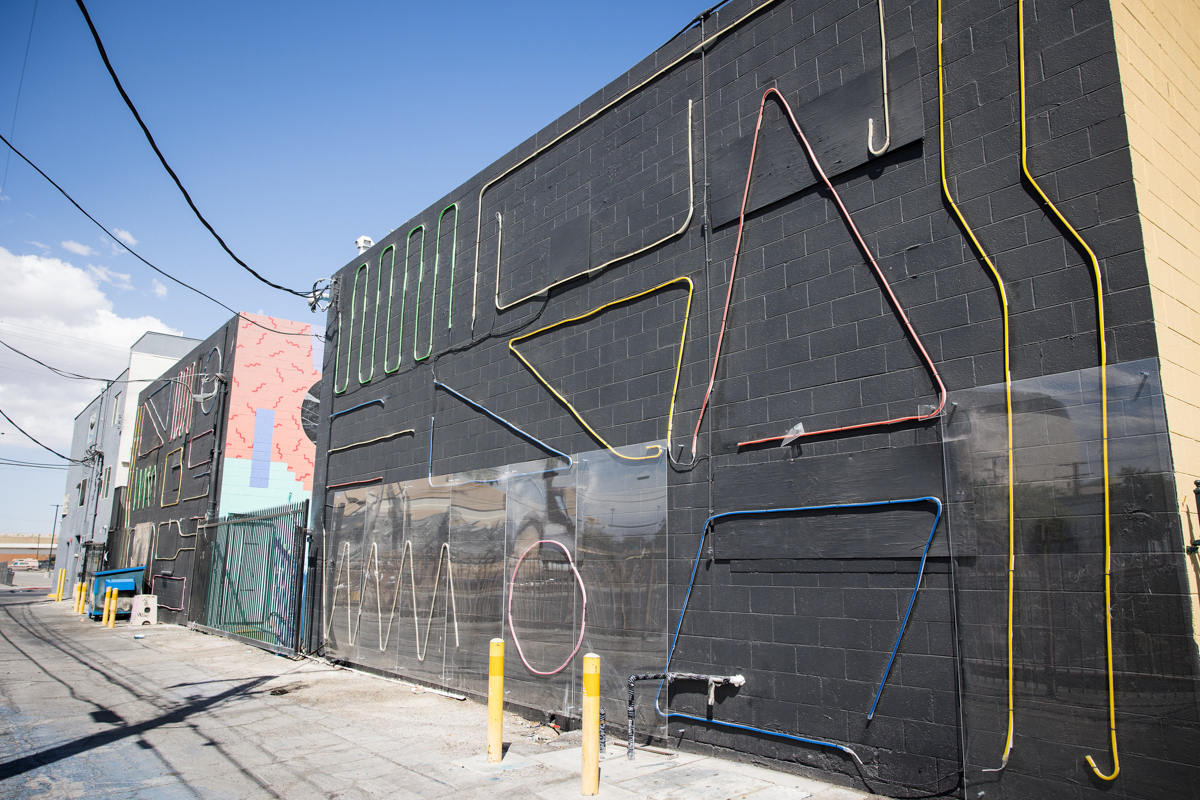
<box><xmin>626</xmin><ymin>672</ymin><xmax>744</xmax><ymax>759</ymax></box>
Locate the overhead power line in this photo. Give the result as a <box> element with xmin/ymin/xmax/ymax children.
<box><xmin>0</xmin><ymin>337</ymin><xmax>221</xmax><ymax>393</ymax></box>
<box><xmin>0</xmin><ymin>404</ymin><xmax>76</xmax><ymax>463</ymax></box>
<box><xmin>0</xmin><ymin>338</ymin><xmax>95</xmax><ymax>380</ymax></box>
<box><xmin>0</xmin><ymin>457</ymin><xmax>68</xmax><ymax>471</ymax></box>
<box><xmin>74</xmin><ymin>0</ymin><xmax>318</xmax><ymax>301</ymax></box>
<box><xmin>0</xmin><ymin>132</ymin><xmax>321</xmax><ymax>341</ymax></box>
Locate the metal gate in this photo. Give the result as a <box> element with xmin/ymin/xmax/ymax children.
<box><xmin>190</xmin><ymin>500</ymin><xmax>309</xmax><ymax>655</ymax></box>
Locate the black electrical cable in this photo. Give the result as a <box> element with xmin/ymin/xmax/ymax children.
<box><xmin>0</xmin><ymin>132</ymin><xmax>322</xmax><ymax>342</ymax></box>
<box><xmin>74</xmin><ymin>0</ymin><xmax>314</xmax><ymax>301</ymax></box>
<box><xmin>0</xmin><ymin>457</ymin><xmax>69</xmax><ymax>470</ymax></box>
<box><xmin>0</xmin><ymin>338</ymin><xmax>95</xmax><ymax>380</ymax></box>
<box><xmin>664</xmin><ymin>0</ymin><xmax>731</xmax><ymax>45</ymax></box>
<box><xmin>1</xmin><ymin>0</ymin><xmax>38</xmax><ymax>204</ymax></box>
<box><xmin>0</xmin><ymin>404</ymin><xmax>77</xmax><ymax>463</ymax></box>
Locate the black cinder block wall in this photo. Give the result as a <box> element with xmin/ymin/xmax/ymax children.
<box><xmin>315</xmin><ymin>0</ymin><xmax>1200</xmax><ymax>797</ymax></box>
<box><xmin>127</xmin><ymin>319</ymin><xmax>237</xmax><ymax>624</ymax></box>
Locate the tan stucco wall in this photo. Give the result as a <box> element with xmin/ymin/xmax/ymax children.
<box><xmin>1110</xmin><ymin>0</ymin><xmax>1200</xmax><ymax>639</ymax></box>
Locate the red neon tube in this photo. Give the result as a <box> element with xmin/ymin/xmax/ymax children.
<box><xmin>686</xmin><ymin>87</ymin><xmax>946</xmax><ymax>453</ymax></box>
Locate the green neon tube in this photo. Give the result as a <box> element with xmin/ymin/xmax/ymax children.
<box><xmin>414</xmin><ymin>204</ymin><xmax>458</xmax><ymax>361</ymax></box>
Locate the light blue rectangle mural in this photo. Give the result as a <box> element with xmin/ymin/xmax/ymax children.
<box><xmin>250</xmin><ymin>408</ymin><xmax>274</xmax><ymax>488</ymax></box>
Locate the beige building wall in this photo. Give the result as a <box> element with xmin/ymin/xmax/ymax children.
<box><xmin>1109</xmin><ymin>0</ymin><xmax>1200</xmax><ymax>640</ymax></box>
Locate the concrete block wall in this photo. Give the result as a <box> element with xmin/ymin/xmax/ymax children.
<box><xmin>127</xmin><ymin>321</ymin><xmax>237</xmax><ymax>624</ymax></box>
<box><xmin>1109</xmin><ymin>0</ymin><xmax>1200</xmax><ymax>651</ymax></box>
<box><xmin>316</xmin><ymin>0</ymin><xmax>1200</xmax><ymax>796</ymax></box>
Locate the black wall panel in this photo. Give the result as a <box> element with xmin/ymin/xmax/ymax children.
<box><xmin>313</xmin><ymin>0</ymin><xmax>1199</xmax><ymax>796</ymax></box>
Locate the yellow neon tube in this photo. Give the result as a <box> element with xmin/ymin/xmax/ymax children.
<box><xmin>509</xmin><ymin>276</ymin><xmax>694</xmax><ymax>462</ymax></box>
<box><xmin>938</xmin><ymin>0</ymin><xmax>1016</xmax><ymax>771</ymax></box>
<box><xmin>469</xmin><ymin>0</ymin><xmax>787</xmax><ymax>331</ymax></box>
<box><xmin>492</xmin><ymin>101</ymin><xmax>694</xmax><ymax>313</ymax></box>
<box><xmin>1018</xmin><ymin>0</ymin><xmax>1117</xmax><ymax>780</ymax></box>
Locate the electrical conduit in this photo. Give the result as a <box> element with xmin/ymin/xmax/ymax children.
<box><xmin>1018</xmin><ymin>0</ymin><xmax>1117</xmax><ymax>780</ymax></box>
<box><xmin>937</xmin><ymin>0</ymin><xmax>1017</xmax><ymax>771</ymax></box>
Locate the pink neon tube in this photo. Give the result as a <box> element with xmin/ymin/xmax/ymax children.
<box><xmin>507</xmin><ymin>539</ymin><xmax>588</xmax><ymax>676</ymax></box>
<box><xmin>688</xmin><ymin>87</ymin><xmax>946</xmax><ymax>454</ymax></box>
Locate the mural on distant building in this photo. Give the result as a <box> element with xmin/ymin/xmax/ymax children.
<box><xmin>219</xmin><ymin>313</ymin><xmax>322</xmax><ymax>514</ymax></box>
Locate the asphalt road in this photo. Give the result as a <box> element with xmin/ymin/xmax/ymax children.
<box><xmin>0</xmin><ymin>586</ymin><xmax>872</xmax><ymax>799</ymax></box>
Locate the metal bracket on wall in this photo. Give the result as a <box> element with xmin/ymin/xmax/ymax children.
<box><xmin>508</xmin><ymin>276</ymin><xmax>694</xmax><ymax>463</ymax></box>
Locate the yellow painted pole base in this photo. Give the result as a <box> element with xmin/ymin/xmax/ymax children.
<box><xmin>487</xmin><ymin>638</ymin><xmax>505</xmax><ymax>763</ymax></box>
<box><xmin>582</xmin><ymin>653</ymin><xmax>600</xmax><ymax>796</ymax></box>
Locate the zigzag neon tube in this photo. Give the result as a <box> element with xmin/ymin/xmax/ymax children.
<box><xmin>509</xmin><ymin>276</ymin><xmax>693</xmax><ymax>463</ymax></box>
<box><xmin>937</xmin><ymin>0</ymin><xmax>1017</xmax><ymax>772</ymax></box>
<box><xmin>1018</xmin><ymin>0</ymin><xmax>1117</xmax><ymax>780</ymax></box>
<box><xmin>324</xmin><ymin>540</ymin><xmax>458</xmax><ymax>659</ymax></box>
<box><xmin>708</xmin><ymin>87</ymin><xmax>945</xmax><ymax>451</ymax></box>
<box><xmin>655</xmin><ymin>498</ymin><xmax>942</xmax><ymax>745</ymax></box>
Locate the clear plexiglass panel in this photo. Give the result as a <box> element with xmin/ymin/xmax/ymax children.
<box><xmin>943</xmin><ymin>358</ymin><xmax>1189</xmax><ymax>792</ymax></box>
<box><xmin>320</xmin><ymin>442</ymin><xmax>667</xmax><ymax>734</ymax></box>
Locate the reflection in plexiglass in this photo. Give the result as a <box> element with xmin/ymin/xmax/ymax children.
<box><xmin>944</xmin><ymin>358</ymin><xmax>1190</xmax><ymax>791</ymax></box>
<box><xmin>322</xmin><ymin>442</ymin><xmax>667</xmax><ymax>735</ymax></box>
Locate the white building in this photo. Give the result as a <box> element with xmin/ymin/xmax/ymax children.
<box><xmin>53</xmin><ymin>332</ymin><xmax>199</xmax><ymax>581</ymax></box>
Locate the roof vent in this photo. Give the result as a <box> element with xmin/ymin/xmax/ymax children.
<box><xmin>355</xmin><ymin>235</ymin><xmax>374</xmax><ymax>254</ymax></box>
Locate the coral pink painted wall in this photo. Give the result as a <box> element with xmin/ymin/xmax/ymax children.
<box><xmin>224</xmin><ymin>313</ymin><xmax>321</xmax><ymax>492</ymax></box>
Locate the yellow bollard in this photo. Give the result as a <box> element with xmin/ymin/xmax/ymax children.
<box><xmin>78</xmin><ymin>583</ymin><xmax>87</xmax><ymax>614</ymax></box>
<box><xmin>48</xmin><ymin>569</ymin><xmax>64</xmax><ymax>599</ymax></box>
<box><xmin>581</xmin><ymin>652</ymin><xmax>600</xmax><ymax>796</ymax></box>
<box><xmin>56</xmin><ymin>569</ymin><xmax>66</xmax><ymax>601</ymax></box>
<box><xmin>101</xmin><ymin>587</ymin><xmax>113</xmax><ymax>626</ymax></box>
<box><xmin>487</xmin><ymin>638</ymin><xmax>505</xmax><ymax>763</ymax></box>
<box><xmin>106</xmin><ymin>587</ymin><xmax>117</xmax><ymax>628</ymax></box>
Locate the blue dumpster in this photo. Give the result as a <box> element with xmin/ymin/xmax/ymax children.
<box><xmin>89</xmin><ymin>567</ymin><xmax>145</xmax><ymax>620</ymax></box>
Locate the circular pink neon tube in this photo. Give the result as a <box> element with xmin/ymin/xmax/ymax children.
<box><xmin>507</xmin><ymin>539</ymin><xmax>588</xmax><ymax>676</ymax></box>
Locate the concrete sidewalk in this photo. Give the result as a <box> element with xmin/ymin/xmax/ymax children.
<box><xmin>0</xmin><ymin>589</ymin><xmax>877</xmax><ymax>799</ymax></box>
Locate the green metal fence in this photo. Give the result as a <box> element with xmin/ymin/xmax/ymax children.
<box><xmin>191</xmin><ymin>501</ymin><xmax>309</xmax><ymax>654</ymax></box>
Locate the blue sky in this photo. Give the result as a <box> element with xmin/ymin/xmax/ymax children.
<box><xmin>0</xmin><ymin>0</ymin><xmax>706</xmax><ymax>533</ymax></box>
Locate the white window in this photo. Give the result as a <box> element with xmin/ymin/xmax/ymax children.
<box><xmin>101</xmin><ymin>467</ymin><xmax>112</xmax><ymax>499</ymax></box>
<box><xmin>112</xmin><ymin>393</ymin><xmax>122</xmax><ymax>426</ymax></box>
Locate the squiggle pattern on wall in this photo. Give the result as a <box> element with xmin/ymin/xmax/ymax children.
<box><xmin>324</xmin><ymin>540</ymin><xmax>459</xmax><ymax>660</ymax></box>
